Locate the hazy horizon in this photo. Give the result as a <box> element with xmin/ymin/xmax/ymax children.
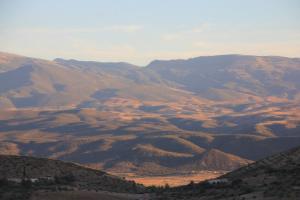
<box><xmin>0</xmin><ymin>1</ymin><xmax>300</xmax><ymax>198</ymax></box>
<box><xmin>1</xmin><ymin>0</ymin><xmax>299</xmax><ymax>65</ymax></box>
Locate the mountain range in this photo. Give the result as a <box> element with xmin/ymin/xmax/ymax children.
<box><xmin>0</xmin><ymin>52</ymin><xmax>299</xmax><ymax>176</ymax></box>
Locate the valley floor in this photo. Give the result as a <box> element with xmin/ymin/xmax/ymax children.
<box><xmin>115</xmin><ymin>171</ymin><xmax>225</xmax><ymax>186</ymax></box>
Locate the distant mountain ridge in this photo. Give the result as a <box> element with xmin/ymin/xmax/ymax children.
<box><xmin>0</xmin><ymin>52</ymin><xmax>299</xmax><ymax>176</ymax></box>
<box><xmin>0</xmin><ymin>52</ymin><xmax>300</xmax><ymax>109</ymax></box>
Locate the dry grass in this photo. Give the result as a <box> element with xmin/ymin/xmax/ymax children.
<box><xmin>125</xmin><ymin>171</ymin><xmax>224</xmax><ymax>186</ymax></box>
<box><xmin>0</xmin><ymin>101</ymin><xmax>299</xmax><ymax>176</ymax></box>
<box><xmin>30</xmin><ymin>191</ymin><xmax>146</xmax><ymax>200</ymax></box>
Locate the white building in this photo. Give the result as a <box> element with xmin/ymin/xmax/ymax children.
<box><xmin>7</xmin><ymin>178</ymin><xmax>22</xmax><ymax>183</ymax></box>
<box><xmin>207</xmin><ymin>178</ymin><xmax>229</xmax><ymax>185</ymax></box>
<box><xmin>7</xmin><ymin>176</ymin><xmax>54</xmax><ymax>183</ymax></box>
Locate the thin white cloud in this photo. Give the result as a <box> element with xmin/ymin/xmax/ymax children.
<box><xmin>103</xmin><ymin>25</ymin><xmax>143</xmax><ymax>33</ymax></box>
<box><xmin>3</xmin><ymin>25</ymin><xmax>143</xmax><ymax>35</ymax></box>
<box><xmin>193</xmin><ymin>41</ymin><xmax>206</xmax><ymax>47</ymax></box>
<box><xmin>162</xmin><ymin>33</ymin><xmax>182</xmax><ymax>41</ymax></box>
<box><xmin>161</xmin><ymin>23</ymin><xmax>210</xmax><ymax>41</ymax></box>
<box><xmin>189</xmin><ymin>23</ymin><xmax>209</xmax><ymax>33</ymax></box>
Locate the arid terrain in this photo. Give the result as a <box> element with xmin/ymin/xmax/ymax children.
<box><xmin>0</xmin><ymin>155</ymin><xmax>147</xmax><ymax>200</ymax></box>
<box><xmin>0</xmin><ymin>52</ymin><xmax>300</xmax><ymax>179</ymax></box>
<box><xmin>122</xmin><ymin>171</ymin><xmax>224</xmax><ymax>186</ymax></box>
<box><xmin>1</xmin><ymin>0</ymin><xmax>298</xmax><ymax>199</ymax></box>
<box><xmin>30</xmin><ymin>191</ymin><xmax>147</xmax><ymax>200</ymax></box>
<box><xmin>155</xmin><ymin>146</ymin><xmax>300</xmax><ymax>200</ymax></box>
<box><xmin>0</xmin><ymin>146</ymin><xmax>299</xmax><ymax>200</ymax></box>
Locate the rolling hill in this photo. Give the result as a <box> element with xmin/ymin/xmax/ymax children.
<box><xmin>0</xmin><ymin>52</ymin><xmax>299</xmax><ymax>177</ymax></box>
<box><xmin>1</xmin><ymin>146</ymin><xmax>299</xmax><ymax>200</ymax></box>
<box><xmin>157</xmin><ymin>145</ymin><xmax>300</xmax><ymax>199</ymax></box>
<box><xmin>0</xmin><ymin>154</ymin><xmax>146</xmax><ymax>200</ymax></box>
<box><xmin>1</xmin><ymin>52</ymin><xmax>300</xmax><ymax>109</ymax></box>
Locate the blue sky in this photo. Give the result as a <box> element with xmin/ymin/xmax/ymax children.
<box><xmin>0</xmin><ymin>0</ymin><xmax>299</xmax><ymax>65</ymax></box>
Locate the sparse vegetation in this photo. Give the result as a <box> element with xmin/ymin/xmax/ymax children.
<box><xmin>0</xmin><ymin>53</ymin><xmax>299</xmax><ymax>199</ymax></box>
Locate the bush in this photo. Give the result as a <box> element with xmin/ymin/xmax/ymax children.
<box><xmin>0</xmin><ymin>179</ymin><xmax>9</xmax><ymax>187</ymax></box>
<box><xmin>164</xmin><ymin>183</ymin><xmax>170</xmax><ymax>190</ymax></box>
<box><xmin>55</xmin><ymin>174</ymin><xmax>75</xmax><ymax>184</ymax></box>
<box><xmin>232</xmin><ymin>179</ymin><xmax>243</xmax><ymax>187</ymax></box>
<box><xmin>21</xmin><ymin>179</ymin><xmax>32</xmax><ymax>188</ymax></box>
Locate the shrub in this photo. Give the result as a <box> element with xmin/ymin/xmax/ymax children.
<box><xmin>21</xmin><ymin>179</ymin><xmax>32</xmax><ymax>188</ymax></box>
<box><xmin>55</xmin><ymin>174</ymin><xmax>75</xmax><ymax>184</ymax></box>
<box><xmin>0</xmin><ymin>179</ymin><xmax>9</xmax><ymax>187</ymax></box>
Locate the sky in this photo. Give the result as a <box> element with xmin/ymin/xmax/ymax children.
<box><xmin>0</xmin><ymin>0</ymin><xmax>299</xmax><ymax>65</ymax></box>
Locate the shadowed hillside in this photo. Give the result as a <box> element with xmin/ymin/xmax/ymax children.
<box><xmin>0</xmin><ymin>52</ymin><xmax>300</xmax><ymax>178</ymax></box>
<box><xmin>1</xmin><ymin>52</ymin><xmax>300</xmax><ymax>108</ymax></box>
<box><xmin>1</xmin><ymin>146</ymin><xmax>299</xmax><ymax>200</ymax></box>
<box><xmin>155</xmin><ymin>146</ymin><xmax>300</xmax><ymax>199</ymax></box>
<box><xmin>0</xmin><ymin>155</ymin><xmax>146</xmax><ymax>200</ymax></box>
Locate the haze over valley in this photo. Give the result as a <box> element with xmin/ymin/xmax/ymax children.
<box><xmin>0</xmin><ymin>52</ymin><xmax>299</xmax><ymax>182</ymax></box>
<box><xmin>1</xmin><ymin>0</ymin><xmax>299</xmax><ymax>199</ymax></box>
